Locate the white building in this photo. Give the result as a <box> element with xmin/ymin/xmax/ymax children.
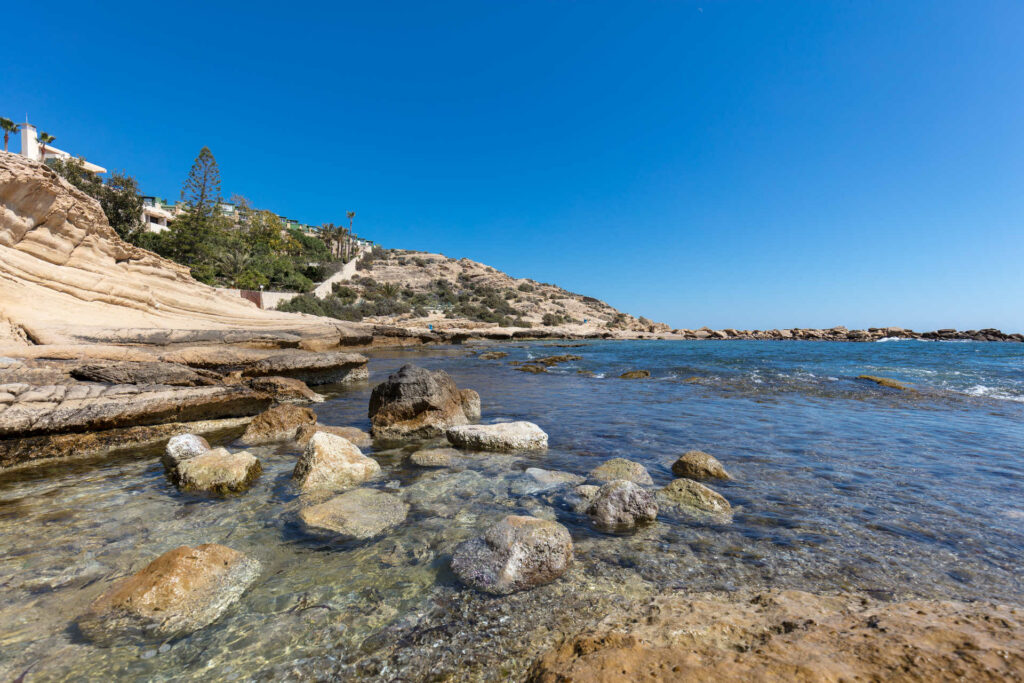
<box><xmin>20</xmin><ymin>122</ymin><xmax>107</xmax><ymax>174</ymax></box>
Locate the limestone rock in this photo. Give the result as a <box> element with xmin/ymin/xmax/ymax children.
<box><xmin>410</xmin><ymin>447</ymin><xmax>459</xmax><ymax>467</ymax></box>
<box><xmin>460</xmin><ymin>388</ymin><xmax>482</xmax><ymax>421</ymax></box>
<box><xmin>446</xmin><ymin>421</ymin><xmax>548</xmax><ymax>452</ymax></box>
<box><xmin>240</xmin><ymin>351</ymin><xmax>369</xmax><ymax>386</ymax></box>
<box><xmin>589</xmin><ymin>458</ymin><xmax>653</xmax><ymax>485</ymax></box>
<box><xmin>77</xmin><ymin>544</ymin><xmax>261</xmax><ymax>643</ymax></box>
<box><xmin>659</xmin><ymin>478</ymin><xmax>731</xmax><ymax>513</ymax></box>
<box><xmin>295</xmin><ymin>422</ymin><xmax>372</xmax><ymax>448</ymax></box>
<box><xmin>299</xmin><ymin>488</ymin><xmax>408</xmax><ymax>540</ymax></box>
<box><xmin>451</xmin><ymin>515</ymin><xmax>573</xmax><ymax>595</ymax></box>
<box><xmin>238</xmin><ymin>404</ymin><xmax>317</xmax><ymax>445</ymax></box>
<box><xmin>246</xmin><ymin>375</ymin><xmax>324</xmax><ymax>403</ymax></box>
<box><xmin>671</xmin><ymin>450</ymin><xmax>731</xmax><ymax>480</ymax></box>
<box><xmin>292</xmin><ymin>431</ymin><xmax>381</xmax><ymax>491</ymax></box>
<box><xmin>586</xmin><ymin>480</ymin><xmax>658</xmax><ymax>530</ymax></box>
<box><xmin>70</xmin><ymin>361</ymin><xmax>220</xmax><ymax>387</ymax></box>
<box><xmin>368</xmin><ymin>364</ymin><xmax>479</xmax><ymax>438</ymax></box>
<box><xmin>174</xmin><ymin>447</ymin><xmax>262</xmax><ymax>494</ymax></box>
<box><xmin>161</xmin><ymin>433</ymin><xmax>210</xmax><ymax>471</ymax></box>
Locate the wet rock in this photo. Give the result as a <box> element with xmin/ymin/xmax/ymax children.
<box><xmin>586</xmin><ymin>480</ymin><xmax>658</xmax><ymax>530</ymax></box>
<box><xmin>410</xmin><ymin>447</ymin><xmax>458</xmax><ymax>467</ymax></box>
<box><xmin>295</xmin><ymin>422</ymin><xmax>372</xmax><ymax>448</ymax></box>
<box><xmin>368</xmin><ymin>364</ymin><xmax>478</xmax><ymax>439</ymax></box>
<box><xmin>670</xmin><ymin>450</ymin><xmax>731</xmax><ymax>480</ymax></box>
<box><xmin>299</xmin><ymin>488</ymin><xmax>409</xmax><ymax>540</ymax></box>
<box><xmin>460</xmin><ymin>388</ymin><xmax>481</xmax><ymax>421</ymax></box>
<box><xmin>292</xmin><ymin>431</ymin><xmax>381</xmax><ymax>491</ymax></box>
<box><xmin>161</xmin><ymin>433</ymin><xmax>210</xmax><ymax>471</ymax></box>
<box><xmin>446</xmin><ymin>421</ymin><xmax>549</xmax><ymax>452</ymax></box>
<box><xmin>589</xmin><ymin>458</ymin><xmax>653</xmax><ymax>485</ymax></box>
<box><xmin>246</xmin><ymin>376</ymin><xmax>324</xmax><ymax>403</ymax></box>
<box><xmin>478</xmin><ymin>351</ymin><xmax>508</xmax><ymax>360</ymax></box>
<box><xmin>238</xmin><ymin>404</ymin><xmax>317</xmax><ymax>445</ymax></box>
<box><xmin>77</xmin><ymin>543</ymin><xmax>261</xmax><ymax>643</ymax></box>
<box><xmin>451</xmin><ymin>515</ymin><xmax>573</xmax><ymax>595</ymax></box>
<box><xmin>240</xmin><ymin>351</ymin><xmax>369</xmax><ymax>386</ymax></box>
<box><xmin>511</xmin><ymin>467</ymin><xmax>585</xmax><ymax>495</ymax></box>
<box><xmin>174</xmin><ymin>447</ymin><xmax>262</xmax><ymax>494</ymax></box>
<box><xmin>515</xmin><ymin>364</ymin><xmax>547</xmax><ymax>374</ymax></box>
<box><xmin>619</xmin><ymin>370</ymin><xmax>650</xmax><ymax>379</ymax></box>
<box><xmin>575</xmin><ymin>484</ymin><xmax>600</xmax><ymax>501</ymax></box>
<box><xmin>658</xmin><ymin>478</ymin><xmax>731</xmax><ymax>513</ymax></box>
<box><xmin>535</xmin><ymin>355</ymin><xmax>582</xmax><ymax>367</ymax></box>
<box><xmin>857</xmin><ymin>375</ymin><xmax>911</xmax><ymax>391</ymax></box>
<box><xmin>70</xmin><ymin>361</ymin><xmax>221</xmax><ymax>387</ymax></box>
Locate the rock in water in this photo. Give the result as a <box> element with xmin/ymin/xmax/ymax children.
<box><xmin>292</xmin><ymin>431</ymin><xmax>381</xmax><ymax>491</ymax></box>
<box><xmin>446</xmin><ymin>422</ymin><xmax>548</xmax><ymax>451</ymax></box>
<box><xmin>659</xmin><ymin>478</ymin><xmax>731</xmax><ymax>513</ymax></box>
<box><xmin>77</xmin><ymin>544</ymin><xmax>261</xmax><ymax>643</ymax></box>
<box><xmin>670</xmin><ymin>450</ymin><xmax>731</xmax><ymax>480</ymax></box>
<box><xmin>174</xmin><ymin>447</ymin><xmax>262</xmax><ymax>494</ymax></box>
<box><xmin>619</xmin><ymin>370</ymin><xmax>651</xmax><ymax>379</ymax></box>
<box><xmin>410</xmin><ymin>447</ymin><xmax>459</xmax><ymax>467</ymax></box>
<box><xmin>589</xmin><ymin>458</ymin><xmax>653</xmax><ymax>485</ymax></box>
<box><xmin>368</xmin><ymin>364</ymin><xmax>479</xmax><ymax>439</ymax></box>
<box><xmin>161</xmin><ymin>433</ymin><xmax>210</xmax><ymax>472</ymax></box>
<box><xmin>238</xmin><ymin>404</ymin><xmax>317</xmax><ymax>445</ymax></box>
<box><xmin>460</xmin><ymin>388</ymin><xmax>482</xmax><ymax>421</ymax></box>
<box><xmin>299</xmin><ymin>488</ymin><xmax>409</xmax><ymax>540</ymax></box>
<box><xmin>451</xmin><ymin>515</ymin><xmax>573</xmax><ymax>595</ymax></box>
<box><xmin>586</xmin><ymin>480</ymin><xmax>658</xmax><ymax>530</ymax></box>
<box><xmin>295</xmin><ymin>422</ymin><xmax>372</xmax><ymax>448</ymax></box>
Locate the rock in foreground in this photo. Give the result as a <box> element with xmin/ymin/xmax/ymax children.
<box><xmin>161</xmin><ymin>433</ymin><xmax>210</xmax><ymax>471</ymax></box>
<box><xmin>589</xmin><ymin>458</ymin><xmax>653</xmax><ymax>485</ymax></box>
<box><xmin>670</xmin><ymin>450</ymin><xmax>731</xmax><ymax>480</ymax></box>
<box><xmin>368</xmin><ymin>364</ymin><xmax>479</xmax><ymax>439</ymax></box>
<box><xmin>174</xmin><ymin>447</ymin><xmax>262</xmax><ymax>494</ymax></box>
<box><xmin>292</xmin><ymin>432</ymin><xmax>381</xmax><ymax>491</ymax></box>
<box><xmin>299</xmin><ymin>488</ymin><xmax>409</xmax><ymax>540</ymax></box>
<box><xmin>77</xmin><ymin>544</ymin><xmax>261</xmax><ymax>643</ymax></box>
<box><xmin>451</xmin><ymin>515</ymin><xmax>573</xmax><ymax>595</ymax></box>
<box><xmin>446</xmin><ymin>421</ymin><xmax>548</xmax><ymax>452</ymax></box>
<box><xmin>586</xmin><ymin>480</ymin><xmax>658</xmax><ymax>530</ymax></box>
<box><xmin>238</xmin><ymin>404</ymin><xmax>317</xmax><ymax>446</ymax></box>
<box><xmin>659</xmin><ymin>478</ymin><xmax>731</xmax><ymax>513</ymax></box>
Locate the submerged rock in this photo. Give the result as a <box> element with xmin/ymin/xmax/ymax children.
<box><xmin>659</xmin><ymin>478</ymin><xmax>731</xmax><ymax>513</ymax></box>
<box><xmin>161</xmin><ymin>433</ymin><xmax>210</xmax><ymax>472</ymax></box>
<box><xmin>295</xmin><ymin>422</ymin><xmax>372</xmax><ymax>449</ymax></box>
<box><xmin>451</xmin><ymin>515</ymin><xmax>573</xmax><ymax>595</ymax></box>
<box><xmin>174</xmin><ymin>447</ymin><xmax>262</xmax><ymax>494</ymax></box>
<box><xmin>589</xmin><ymin>458</ymin><xmax>653</xmax><ymax>485</ymax></box>
<box><xmin>368</xmin><ymin>364</ymin><xmax>479</xmax><ymax>439</ymax></box>
<box><xmin>619</xmin><ymin>370</ymin><xmax>651</xmax><ymax>379</ymax></box>
<box><xmin>299</xmin><ymin>488</ymin><xmax>409</xmax><ymax>540</ymax></box>
<box><xmin>858</xmin><ymin>375</ymin><xmax>912</xmax><ymax>391</ymax></box>
<box><xmin>670</xmin><ymin>450</ymin><xmax>731</xmax><ymax>480</ymax></box>
<box><xmin>478</xmin><ymin>351</ymin><xmax>508</xmax><ymax>360</ymax></box>
<box><xmin>410</xmin><ymin>447</ymin><xmax>459</xmax><ymax>467</ymax></box>
<box><xmin>77</xmin><ymin>544</ymin><xmax>261</xmax><ymax>643</ymax></box>
<box><xmin>515</xmin><ymin>364</ymin><xmax>547</xmax><ymax>374</ymax></box>
<box><xmin>292</xmin><ymin>431</ymin><xmax>381</xmax><ymax>492</ymax></box>
<box><xmin>446</xmin><ymin>421</ymin><xmax>549</xmax><ymax>451</ymax></box>
<box><xmin>511</xmin><ymin>467</ymin><xmax>586</xmax><ymax>495</ymax></box>
<box><xmin>238</xmin><ymin>404</ymin><xmax>317</xmax><ymax>445</ymax></box>
<box><xmin>586</xmin><ymin>480</ymin><xmax>658</xmax><ymax>530</ymax></box>
<box><xmin>535</xmin><ymin>354</ymin><xmax>583</xmax><ymax>367</ymax></box>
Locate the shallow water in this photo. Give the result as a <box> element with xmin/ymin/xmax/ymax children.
<box><xmin>1</xmin><ymin>340</ymin><xmax>1022</xmax><ymax>680</ymax></box>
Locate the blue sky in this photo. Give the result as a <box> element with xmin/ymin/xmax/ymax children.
<box><xmin>3</xmin><ymin>1</ymin><xmax>1023</xmax><ymax>331</ymax></box>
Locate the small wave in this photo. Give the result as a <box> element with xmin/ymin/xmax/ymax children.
<box><xmin>963</xmin><ymin>385</ymin><xmax>1024</xmax><ymax>403</ymax></box>
<box><xmin>593</xmin><ymin>372</ymin><xmax>606</xmax><ymax>379</ymax></box>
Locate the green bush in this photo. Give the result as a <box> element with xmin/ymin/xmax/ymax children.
<box><xmin>542</xmin><ymin>313</ymin><xmax>565</xmax><ymax>327</ymax></box>
<box><xmin>517</xmin><ymin>282</ymin><xmax>535</xmax><ymax>292</ymax></box>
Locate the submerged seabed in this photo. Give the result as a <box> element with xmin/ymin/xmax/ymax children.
<box><xmin>1</xmin><ymin>340</ymin><xmax>1022</xmax><ymax>680</ymax></box>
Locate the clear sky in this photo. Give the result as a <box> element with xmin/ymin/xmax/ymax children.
<box><xmin>3</xmin><ymin>1</ymin><xmax>1022</xmax><ymax>332</ymax></box>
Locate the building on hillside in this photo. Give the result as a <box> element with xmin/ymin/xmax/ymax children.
<box><xmin>140</xmin><ymin>197</ymin><xmax>179</xmax><ymax>233</ymax></box>
<box><xmin>19</xmin><ymin>122</ymin><xmax>107</xmax><ymax>174</ymax></box>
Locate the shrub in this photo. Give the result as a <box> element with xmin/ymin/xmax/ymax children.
<box><xmin>517</xmin><ymin>282</ymin><xmax>535</xmax><ymax>292</ymax></box>
<box><xmin>542</xmin><ymin>313</ymin><xmax>565</xmax><ymax>327</ymax></box>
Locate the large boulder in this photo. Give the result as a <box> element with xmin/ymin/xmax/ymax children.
<box><xmin>670</xmin><ymin>450</ymin><xmax>731</xmax><ymax>480</ymax></box>
<box><xmin>161</xmin><ymin>433</ymin><xmax>210</xmax><ymax>471</ymax></box>
<box><xmin>659</xmin><ymin>478</ymin><xmax>731</xmax><ymax>513</ymax></box>
<box><xmin>368</xmin><ymin>364</ymin><xmax>478</xmax><ymax>439</ymax></box>
<box><xmin>446</xmin><ymin>421</ymin><xmax>548</xmax><ymax>452</ymax></box>
<box><xmin>589</xmin><ymin>458</ymin><xmax>653</xmax><ymax>485</ymax></box>
<box><xmin>295</xmin><ymin>422</ymin><xmax>372</xmax><ymax>449</ymax></box>
<box><xmin>299</xmin><ymin>488</ymin><xmax>409</xmax><ymax>540</ymax></box>
<box><xmin>292</xmin><ymin>431</ymin><xmax>381</xmax><ymax>492</ymax></box>
<box><xmin>77</xmin><ymin>544</ymin><xmax>261</xmax><ymax>643</ymax></box>
<box><xmin>238</xmin><ymin>404</ymin><xmax>316</xmax><ymax>445</ymax></box>
<box><xmin>174</xmin><ymin>447</ymin><xmax>262</xmax><ymax>494</ymax></box>
<box><xmin>586</xmin><ymin>480</ymin><xmax>658</xmax><ymax>530</ymax></box>
<box><xmin>451</xmin><ymin>515</ymin><xmax>573</xmax><ymax>595</ymax></box>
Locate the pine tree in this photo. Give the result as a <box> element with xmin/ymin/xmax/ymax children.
<box><xmin>181</xmin><ymin>146</ymin><xmax>222</xmax><ymax>219</ymax></box>
<box><xmin>167</xmin><ymin>147</ymin><xmax>227</xmax><ymax>280</ymax></box>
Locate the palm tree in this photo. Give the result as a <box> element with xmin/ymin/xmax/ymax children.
<box><xmin>346</xmin><ymin>211</ymin><xmax>356</xmax><ymax>261</ymax></box>
<box><xmin>0</xmin><ymin>118</ymin><xmax>18</xmax><ymax>152</ymax></box>
<box><xmin>379</xmin><ymin>282</ymin><xmax>400</xmax><ymax>300</ymax></box>
<box><xmin>217</xmin><ymin>249</ymin><xmax>252</xmax><ymax>280</ymax></box>
<box><xmin>37</xmin><ymin>132</ymin><xmax>55</xmax><ymax>162</ymax></box>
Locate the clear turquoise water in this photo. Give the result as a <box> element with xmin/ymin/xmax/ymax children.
<box><xmin>1</xmin><ymin>340</ymin><xmax>1021</xmax><ymax>680</ymax></box>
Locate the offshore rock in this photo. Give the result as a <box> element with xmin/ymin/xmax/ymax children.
<box><xmin>446</xmin><ymin>421</ymin><xmax>549</xmax><ymax>452</ymax></box>
<box><xmin>368</xmin><ymin>364</ymin><xmax>478</xmax><ymax>439</ymax></box>
<box><xmin>589</xmin><ymin>457</ymin><xmax>653</xmax><ymax>485</ymax></box>
<box><xmin>586</xmin><ymin>480</ymin><xmax>658</xmax><ymax>530</ymax></box>
<box><xmin>451</xmin><ymin>515</ymin><xmax>573</xmax><ymax>595</ymax></box>
<box><xmin>174</xmin><ymin>447</ymin><xmax>262</xmax><ymax>494</ymax></box>
<box><xmin>292</xmin><ymin>431</ymin><xmax>381</xmax><ymax>492</ymax></box>
<box><xmin>670</xmin><ymin>450</ymin><xmax>731</xmax><ymax>480</ymax></box>
<box><xmin>658</xmin><ymin>478</ymin><xmax>731</xmax><ymax>513</ymax></box>
<box><xmin>238</xmin><ymin>404</ymin><xmax>317</xmax><ymax>446</ymax></box>
<box><xmin>619</xmin><ymin>370</ymin><xmax>650</xmax><ymax>379</ymax></box>
<box><xmin>299</xmin><ymin>488</ymin><xmax>409</xmax><ymax>540</ymax></box>
<box><xmin>77</xmin><ymin>544</ymin><xmax>261</xmax><ymax>643</ymax></box>
<box><xmin>161</xmin><ymin>433</ymin><xmax>210</xmax><ymax>472</ymax></box>
<box><xmin>295</xmin><ymin>422</ymin><xmax>372</xmax><ymax>449</ymax></box>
